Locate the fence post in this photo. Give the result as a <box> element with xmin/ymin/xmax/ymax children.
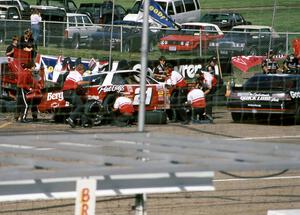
<box><xmin>43</xmin><ymin>21</ymin><xmax>46</xmax><ymax>48</ymax></box>
<box><xmin>121</xmin><ymin>25</ymin><xmax>123</xmax><ymax>52</ymax></box>
<box><xmin>286</xmin><ymin>32</ymin><xmax>289</xmax><ymax>54</ymax></box>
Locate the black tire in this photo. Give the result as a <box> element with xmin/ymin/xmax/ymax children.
<box><xmin>102</xmin><ymin>94</ymin><xmax>116</xmax><ymax>123</ymax></box>
<box><xmin>5</xmin><ymin>100</ymin><xmax>16</xmax><ymax>112</ymax></box>
<box><xmin>84</xmin><ymin>100</ymin><xmax>103</xmax><ymax>126</ymax></box>
<box><xmin>53</xmin><ymin>108</ymin><xmax>70</xmax><ymax>123</ymax></box>
<box><xmin>71</xmin><ymin>36</ymin><xmax>80</xmax><ymax>49</ymax></box>
<box><xmin>145</xmin><ymin>111</ymin><xmax>167</xmax><ymax>124</ymax></box>
<box><xmin>294</xmin><ymin>107</ymin><xmax>300</xmax><ymax>125</ymax></box>
<box><xmin>123</xmin><ymin>42</ymin><xmax>131</xmax><ymax>52</ymax></box>
<box><xmin>231</xmin><ymin>112</ymin><xmax>242</xmax><ymax>123</ymax></box>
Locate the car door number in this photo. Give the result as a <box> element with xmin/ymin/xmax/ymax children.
<box><xmin>133</xmin><ymin>87</ymin><xmax>152</xmax><ymax>105</ymax></box>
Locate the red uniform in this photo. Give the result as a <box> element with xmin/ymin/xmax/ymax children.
<box><xmin>114</xmin><ymin>96</ymin><xmax>134</xmax><ymax>115</ymax></box>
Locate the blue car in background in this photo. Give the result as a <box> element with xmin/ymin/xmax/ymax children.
<box><xmin>88</xmin><ymin>20</ymin><xmax>158</xmax><ymax>52</ymax></box>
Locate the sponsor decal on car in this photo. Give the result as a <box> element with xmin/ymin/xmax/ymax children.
<box><xmin>97</xmin><ymin>85</ymin><xmax>125</xmax><ymax>93</ymax></box>
<box><xmin>238</xmin><ymin>92</ymin><xmax>279</xmax><ymax>102</ymax></box>
<box><xmin>177</xmin><ymin>64</ymin><xmax>203</xmax><ymax>79</ymax></box>
<box><xmin>47</xmin><ymin>92</ymin><xmax>64</xmax><ymax>101</ymax></box>
<box><xmin>290</xmin><ymin>91</ymin><xmax>300</xmax><ymax>99</ymax></box>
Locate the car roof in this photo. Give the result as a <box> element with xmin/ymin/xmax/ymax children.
<box><xmin>67</xmin><ymin>13</ymin><xmax>88</xmax><ymax>17</ymax></box>
<box><xmin>0</xmin><ymin>5</ymin><xmax>18</xmax><ymax>9</ymax></box>
<box><xmin>181</xmin><ymin>22</ymin><xmax>220</xmax><ymax>28</ymax></box>
<box><xmin>232</xmin><ymin>25</ymin><xmax>271</xmax><ymax>30</ymax></box>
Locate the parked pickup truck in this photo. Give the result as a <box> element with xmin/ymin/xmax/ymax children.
<box><xmin>208</xmin><ymin>25</ymin><xmax>287</xmax><ymax>57</ymax></box>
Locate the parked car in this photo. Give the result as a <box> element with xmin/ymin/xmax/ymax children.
<box><xmin>36</xmin><ymin>0</ymin><xmax>77</xmax><ymax>13</ymax></box>
<box><xmin>77</xmin><ymin>1</ymin><xmax>127</xmax><ymax>24</ymax></box>
<box><xmin>124</xmin><ymin>0</ymin><xmax>201</xmax><ymax>27</ymax></box>
<box><xmin>0</xmin><ymin>5</ymin><xmax>29</xmax><ymax>43</ymax></box>
<box><xmin>200</xmin><ymin>12</ymin><xmax>251</xmax><ymax>31</ymax></box>
<box><xmin>158</xmin><ymin>22</ymin><xmax>224</xmax><ymax>53</ymax></box>
<box><xmin>0</xmin><ymin>0</ymin><xmax>31</xmax><ymax>19</ymax></box>
<box><xmin>208</xmin><ymin>25</ymin><xmax>287</xmax><ymax>57</ymax></box>
<box><xmin>64</xmin><ymin>13</ymin><xmax>100</xmax><ymax>49</ymax></box>
<box><xmin>227</xmin><ymin>73</ymin><xmax>300</xmax><ymax>124</ymax></box>
<box><xmin>89</xmin><ymin>20</ymin><xmax>158</xmax><ymax>52</ymax></box>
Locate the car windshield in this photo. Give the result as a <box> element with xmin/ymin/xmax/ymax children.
<box><xmin>243</xmin><ymin>75</ymin><xmax>298</xmax><ymax>90</ymax></box>
<box><xmin>130</xmin><ymin>0</ymin><xmax>166</xmax><ymax>13</ymax></box>
<box><xmin>200</xmin><ymin>14</ymin><xmax>229</xmax><ymax>22</ymax></box>
<box><xmin>83</xmin><ymin>73</ymin><xmax>107</xmax><ymax>85</ymax></box>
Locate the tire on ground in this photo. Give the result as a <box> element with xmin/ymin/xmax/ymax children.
<box><xmin>145</xmin><ymin>110</ymin><xmax>167</xmax><ymax>124</ymax></box>
<box><xmin>84</xmin><ymin>99</ymin><xmax>103</xmax><ymax>126</ymax></box>
<box><xmin>0</xmin><ymin>99</ymin><xmax>7</xmax><ymax>113</ymax></box>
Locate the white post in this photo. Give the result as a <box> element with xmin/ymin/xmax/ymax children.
<box><xmin>75</xmin><ymin>178</ymin><xmax>97</xmax><ymax>215</ymax></box>
<box><xmin>135</xmin><ymin>193</ymin><xmax>147</xmax><ymax>215</ymax></box>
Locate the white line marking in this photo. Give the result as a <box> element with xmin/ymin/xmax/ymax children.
<box><xmin>0</xmin><ymin>144</ymin><xmax>34</xmax><ymax>149</ymax></box>
<box><xmin>113</xmin><ymin>140</ymin><xmax>137</xmax><ymax>145</ymax></box>
<box><xmin>58</xmin><ymin>142</ymin><xmax>94</xmax><ymax>147</ymax></box>
<box><xmin>226</xmin><ymin>135</ymin><xmax>300</xmax><ymax>141</ymax></box>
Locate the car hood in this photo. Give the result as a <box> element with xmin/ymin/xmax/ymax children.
<box><xmin>216</xmin><ymin>33</ymin><xmax>247</xmax><ymax>43</ymax></box>
<box><xmin>161</xmin><ymin>34</ymin><xmax>209</xmax><ymax>42</ymax></box>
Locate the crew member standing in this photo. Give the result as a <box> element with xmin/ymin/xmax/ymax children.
<box><xmin>153</xmin><ymin>56</ymin><xmax>167</xmax><ymax>82</ymax></box>
<box><xmin>15</xmin><ymin>62</ymin><xmax>40</xmax><ymax>122</ymax></box>
<box><xmin>63</xmin><ymin>64</ymin><xmax>90</xmax><ymax>128</ymax></box>
<box><xmin>165</xmin><ymin>63</ymin><xmax>187</xmax><ymax>122</ymax></box>
<box><xmin>283</xmin><ymin>54</ymin><xmax>298</xmax><ymax>74</ymax></box>
<box><xmin>112</xmin><ymin>93</ymin><xmax>135</xmax><ymax>126</ymax></box>
<box><xmin>196</xmin><ymin>70</ymin><xmax>214</xmax><ymax>120</ymax></box>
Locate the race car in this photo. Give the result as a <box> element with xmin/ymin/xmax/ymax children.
<box><xmin>38</xmin><ymin>70</ymin><xmax>170</xmax><ymax>124</ymax></box>
<box><xmin>227</xmin><ymin>73</ymin><xmax>300</xmax><ymax>124</ymax></box>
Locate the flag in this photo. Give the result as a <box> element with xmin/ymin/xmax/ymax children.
<box><xmin>140</xmin><ymin>0</ymin><xmax>180</xmax><ymax>29</ymax></box>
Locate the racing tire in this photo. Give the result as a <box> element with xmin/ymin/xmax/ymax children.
<box><xmin>84</xmin><ymin>100</ymin><xmax>103</xmax><ymax>126</ymax></box>
<box><xmin>231</xmin><ymin>112</ymin><xmax>243</xmax><ymax>123</ymax></box>
<box><xmin>145</xmin><ymin>110</ymin><xmax>167</xmax><ymax>124</ymax></box>
<box><xmin>102</xmin><ymin>94</ymin><xmax>116</xmax><ymax>123</ymax></box>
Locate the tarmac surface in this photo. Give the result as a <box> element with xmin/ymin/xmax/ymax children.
<box><xmin>0</xmin><ymin>106</ymin><xmax>300</xmax><ymax>215</ymax></box>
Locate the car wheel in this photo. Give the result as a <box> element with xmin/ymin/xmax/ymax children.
<box><xmin>71</xmin><ymin>36</ymin><xmax>80</xmax><ymax>49</ymax></box>
<box><xmin>247</xmin><ymin>47</ymin><xmax>258</xmax><ymax>56</ymax></box>
<box><xmin>0</xmin><ymin>99</ymin><xmax>7</xmax><ymax>113</ymax></box>
<box><xmin>145</xmin><ymin>111</ymin><xmax>167</xmax><ymax>124</ymax></box>
<box><xmin>149</xmin><ymin>42</ymin><xmax>154</xmax><ymax>52</ymax></box>
<box><xmin>231</xmin><ymin>112</ymin><xmax>242</xmax><ymax>122</ymax></box>
<box><xmin>294</xmin><ymin>106</ymin><xmax>300</xmax><ymax>125</ymax></box>
<box><xmin>123</xmin><ymin>42</ymin><xmax>131</xmax><ymax>52</ymax></box>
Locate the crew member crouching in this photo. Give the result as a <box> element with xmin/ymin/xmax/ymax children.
<box><xmin>112</xmin><ymin>92</ymin><xmax>135</xmax><ymax>127</ymax></box>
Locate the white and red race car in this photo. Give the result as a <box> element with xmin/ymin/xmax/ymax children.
<box><xmin>38</xmin><ymin>70</ymin><xmax>170</xmax><ymax>123</ymax></box>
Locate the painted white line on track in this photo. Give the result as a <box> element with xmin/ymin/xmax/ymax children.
<box><xmin>226</xmin><ymin>135</ymin><xmax>300</xmax><ymax>141</ymax></box>
<box><xmin>58</xmin><ymin>142</ymin><xmax>94</xmax><ymax>147</ymax></box>
<box><xmin>0</xmin><ymin>144</ymin><xmax>53</xmax><ymax>151</ymax></box>
<box><xmin>113</xmin><ymin>140</ymin><xmax>137</xmax><ymax>145</ymax></box>
<box><xmin>215</xmin><ymin>175</ymin><xmax>300</xmax><ymax>182</ymax></box>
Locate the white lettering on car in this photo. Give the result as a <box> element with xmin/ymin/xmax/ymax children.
<box><xmin>97</xmin><ymin>85</ymin><xmax>125</xmax><ymax>94</ymax></box>
<box><xmin>178</xmin><ymin>64</ymin><xmax>202</xmax><ymax>79</ymax></box>
<box><xmin>290</xmin><ymin>91</ymin><xmax>300</xmax><ymax>99</ymax></box>
<box><xmin>47</xmin><ymin>92</ymin><xmax>64</xmax><ymax>101</ymax></box>
<box><xmin>238</xmin><ymin>92</ymin><xmax>279</xmax><ymax>102</ymax></box>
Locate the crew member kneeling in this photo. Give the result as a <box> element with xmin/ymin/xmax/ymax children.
<box><xmin>186</xmin><ymin>82</ymin><xmax>207</xmax><ymax>123</ymax></box>
<box><xmin>112</xmin><ymin>93</ymin><xmax>135</xmax><ymax>127</ymax></box>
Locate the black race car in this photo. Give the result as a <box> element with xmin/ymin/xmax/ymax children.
<box><xmin>227</xmin><ymin>74</ymin><xmax>300</xmax><ymax>123</ymax></box>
